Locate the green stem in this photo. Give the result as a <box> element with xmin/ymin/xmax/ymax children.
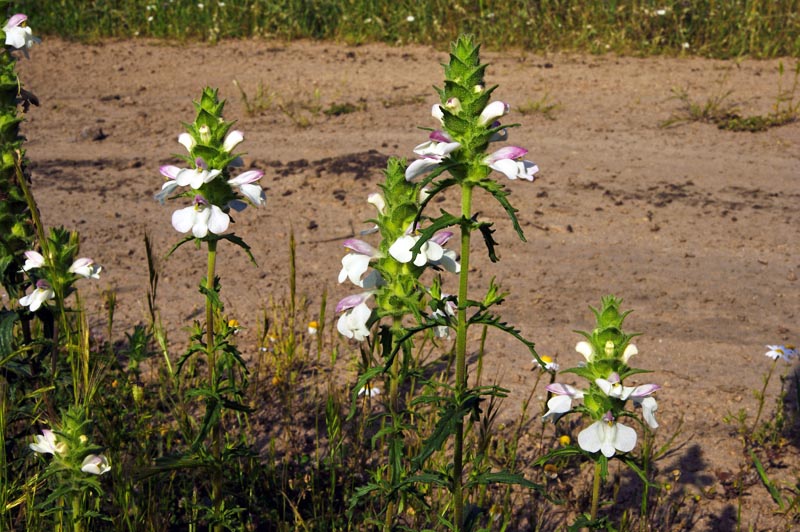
<box><xmin>72</xmin><ymin>493</ymin><xmax>82</xmax><ymax>532</ymax></box>
<box><xmin>453</xmin><ymin>183</ymin><xmax>473</xmax><ymax>531</ymax></box>
<box><xmin>205</xmin><ymin>239</ymin><xmax>222</xmax><ymax>532</ymax></box>
<box><xmin>751</xmin><ymin>358</ymin><xmax>777</xmax><ymax>436</ymax></box>
<box><xmin>590</xmin><ymin>460</ymin><xmax>601</xmax><ymax>522</ymax></box>
<box><xmin>384</xmin><ymin>316</ymin><xmax>405</xmax><ymax>531</ymax></box>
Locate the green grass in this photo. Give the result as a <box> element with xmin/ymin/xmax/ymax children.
<box><xmin>16</xmin><ymin>0</ymin><xmax>800</xmax><ymax>58</ymax></box>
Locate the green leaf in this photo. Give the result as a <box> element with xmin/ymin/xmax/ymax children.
<box><xmin>346</xmin><ymin>365</ymin><xmax>385</xmax><ymax>421</ymax></box>
<box><xmin>219</xmin><ymin>233</ymin><xmax>257</xmax><ymax>265</ymax></box>
<box><xmin>465</xmin><ymin>470</ymin><xmax>546</xmax><ymax>493</ymax></box>
<box><xmin>0</xmin><ymin>309</ymin><xmax>18</xmax><ymax>357</ymax></box>
<box><xmin>477</xmin><ymin>178</ymin><xmax>526</xmax><ymax>242</ymax></box>
<box><xmin>476</xmin><ymin>221</ymin><xmax>498</xmax><ymax>262</ymax></box>
<box><xmin>165</xmin><ymin>235</ymin><xmax>195</xmax><ymax>258</ymax></box>
<box><xmin>750</xmin><ymin>449</ymin><xmax>785</xmax><ymax>510</ymax></box>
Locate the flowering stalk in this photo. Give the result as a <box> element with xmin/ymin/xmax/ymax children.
<box><xmin>542</xmin><ymin>296</ymin><xmax>662</xmax><ymax>525</ymax></box>
<box><xmin>336</xmin><ymin>157</ymin><xmax>459</xmax><ymax>525</ymax></box>
<box><xmin>157</xmin><ymin>87</ymin><xmax>263</xmax><ymax>530</ymax></box>
<box><xmin>0</xmin><ymin>7</ymin><xmax>40</xmax><ymax>313</ymax></box>
<box><xmin>403</xmin><ymin>36</ymin><xmax>540</xmax><ymax>529</ymax></box>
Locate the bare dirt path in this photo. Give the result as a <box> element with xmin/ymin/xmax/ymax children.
<box><xmin>16</xmin><ymin>38</ymin><xmax>800</xmax><ymax>530</ymax></box>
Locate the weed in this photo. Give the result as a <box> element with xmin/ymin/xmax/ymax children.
<box><xmin>517</xmin><ymin>93</ymin><xmax>561</xmax><ymax>120</ymax></box>
<box><xmin>661</xmin><ymin>62</ymin><xmax>800</xmax><ymax>131</ymax></box>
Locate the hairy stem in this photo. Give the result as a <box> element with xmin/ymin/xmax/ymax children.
<box><xmin>205</xmin><ymin>239</ymin><xmax>222</xmax><ymax>531</ymax></box>
<box><xmin>453</xmin><ymin>183</ymin><xmax>474</xmax><ymax>531</ymax></box>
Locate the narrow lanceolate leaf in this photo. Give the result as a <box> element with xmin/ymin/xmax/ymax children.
<box><xmin>465</xmin><ymin>471</ymin><xmax>546</xmax><ymax>494</ymax></box>
<box><xmin>750</xmin><ymin>449</ymin><xmax>785</xmax><ymax>510</ymax></box>
<box><xmin>0</xmin><ymin>309</ymin><xmax>18</xmax><ymax>357</ymax></box>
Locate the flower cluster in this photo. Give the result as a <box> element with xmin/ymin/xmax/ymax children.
<box><xmin>405</xmin><ymin>71</ymin><xmax>538</xmax><ymax>187</ymax></box>
<box><xmin>765</xmin><ymin>344</ymin><xmax>797</xmax><ymax>363</ymax></box>
<box><xmin>543</xmin><ymin>297</ymin><xmax>661</xmax><ymax>458</ymax></box>
<box><xmin>156</xmin><ymin>88</ymin><xmax>265</xmax><ymax>238</ymax></box>
<box><xmin>29</xmin><ymin>406</ymin><xmax>111</xmax><ymax>480</ymax></box>
<box><xmin>30</xmin><ymin>429</ymin><xmax>110</xmax><ymax>475</ymax></box>
<box><xmin>3</xmin><ymin>13</ymin><xmax>40</xmax><ymax>58</ymax></box>
<box><xmin>17</xmin><ymin>228</ymin><xmax>101</xmax><ymax>312</ymax></box>
<box><xmin>336</xmin><ymin>158</ymin><xmax>460</xmax><ymax>341</ymax></box>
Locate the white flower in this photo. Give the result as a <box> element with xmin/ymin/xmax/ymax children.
<box><xmin>173</xmin><ymin>158</ymin><xmax>222</xmax><ymax>189</ymax></box>
<box><xmin>389</xmin><ymin>234</ymin><xmax>445</xmax><ymax>267</ymax></box>
<box><xmin>406</xmin><ymin>15</ymin><xmax>415</xmax><ymax>22</ymax></box>
<box><xmin>69</xmin><ymin>258</ymin><xmax>102</xmax><ymax>279</ymax></box>
<box><xmin>578</xmin><ymin>414</ymin><xmax>638</xmax><ymax>457</ymax></box>
<box><xmin>535</xmin><ymin>355</ymin><xmax>559</xmax><ymax>372</ymax></box>
<box><xmin>543</xmin><ymin>383</ymin><xmax>585</xmax><ymax>420</ymax></box>
<box><xmin>621</xmin><ymin>343</ymin><xmax>638</xmax><ymax>364</ymax></box>
<box><xmin>228</xmin><ymin>170</ymin><xmax>265</xmax><ymax>206</ymax></box>
<box><xmin>337</xmin><ymin>302</ymin><xmax>372</xmax><ymax>341</ymax></box>
<box><xmin>431</xmin><ymin>104</ymin><xmax>444</xmax><ymax>125</ymax></box>
<box><xmin>431</xmin><ymin>299</ymin><xmax>457</xmax><ymax>338</ymax></box>
<box><xmin>4</xmin><ymin>14</ymin><xmax>40</xmax><ymax>57</ymax></box>
<box><xmin>177</xmin><ymin>132</ymin><xmax>195</xmax><ymax>153</ymax></box>
<box><xmin>21</xmin><ymin>250</ymin><xmax>44</xmax><ymax>272</ymax></box>
<box><xmin>413</xmin><ymin>131</ymin><xmax>461</xmax><ymax>158</ymax></box>
<box><xmin>30</xmin><ymin>429</ymin><xmax>66</xmax><ymax>455</ymax></box>
<box><xmin>81</xmin><ymin>454</ymin><xmax>111</xmax><ymax>475</ymax></box>
<box><xmin>222</xmin><ymin>130</ymin><xmax>244</xmax><ymax>152</ymax></box>
<box><xmin>358</xmin><ymin>385</ymin><xmax>381</xmax><ymax>397</ymax></box>
<box><xmin>575</xmin><ymin>341</ymin><xmax>595</xmax><ymax>362</ymax></box>
<box><xmin>638</xmin><ymin>396</ymin><xmax>659</xmax><ymax>429</ymax></box>
<box><xmin>477</xmin><ymin>101</ymin><xmax>509</xmax><ymax>126</ymax></box>
<box><xmin>19</xmin><ymin>280</ymin><xmax>54</xmax><ymax>312</ymax></box>
<box><xmin>596</xmin><ymin>373</ymin><xmax>660</xmax><ymax>401</ymax></box>
<box><xmin>367</xmin><ymin>192</ymin><xmax>386</xmax><ymax>215</ymax></box>
<box><xmin>172</xmin><ymin>195</ymin><xmax>230</xmax><ymax>238</ymax></box>
<box><xmin>765</xmin><ymin>344</ymin><xmax>797</xmax><ymax>362</ymax></box>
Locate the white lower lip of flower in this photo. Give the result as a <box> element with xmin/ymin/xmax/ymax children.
<box><xmin>578</xmin><ymin>420</ymin><xmax>637</xmax><ymax>457</ymax></box>
<box><xmin>337</xmin><ymin>302</ymin><xmax>371</xmax><ymax>341</ymax></box>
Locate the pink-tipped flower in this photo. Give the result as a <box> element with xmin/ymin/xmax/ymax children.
<box><xmin>338</xmin><ymin>239</ymin><xmax>381</xmax><ymax>287</ymax></box>
<box><xmin>484</xmin><ymin>146</ymin><xmax>538</xmax><ymax>181</ymax></box>
<box><xmin>30</xmin><ymin>429</ymin><xmax>66</xmax><ymax>455</ymax></box>
<box><xmin>478</xmin><ymin>101</ymin><xmax>509</xmax><ymax>126</ymax></box>
<box><xmin>4</xmin><ymin>14</ymin><xmax>40</xmax><ymax>57</ymax></box>
<box><xmin>413</xmin><ymin>131</ymin><xmax>461</xmax><ymax>157</ymax></box>
<box><xmin>69</xmin><ymin>257</ymin><xmax>102</xmax><ymax>279</ymax></box>
<box><xmin>228</xmin><ymin>170</ymin><xmax>265</xmax><ymax>206</ymax></box>
<box><xmin>543</xmin><ymin>383</ymin><xmax>585</xmax><ymax>420</ymax></box>
<box><xmin>21</xmin><ymin>250</ymin><xmax>44</xmax><ymax>272</ymax></box>
<box><xmin>155</xmin><ymin>166</ymin><xmax>181</xmax><ymax>203</ymax></box>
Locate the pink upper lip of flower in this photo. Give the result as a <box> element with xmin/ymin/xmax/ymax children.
<box><xmin>5</xmin><ymin>14</ymin><xmax>27</xmax><ymax>29</ymax></box>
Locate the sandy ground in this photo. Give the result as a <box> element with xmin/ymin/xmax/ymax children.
<box><xmin>14</xmin><ymin>38</ymin><xmax>800</xmax><ymax>530</ymax></box>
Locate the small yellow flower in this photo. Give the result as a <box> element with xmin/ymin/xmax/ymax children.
<box><xmin>228</xmin><ymin>319</ymin><xmax>240</xmax><ymax>328</ymax></box>
<box><xmin>307</xmin><ymin>320</ymin><xmax>319</xmax><ymax>335</ymax></box>
<box><xmin>558</xmin><ymin>434</ymin><xmax>571</xmax><ymax>446</ymax></box>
